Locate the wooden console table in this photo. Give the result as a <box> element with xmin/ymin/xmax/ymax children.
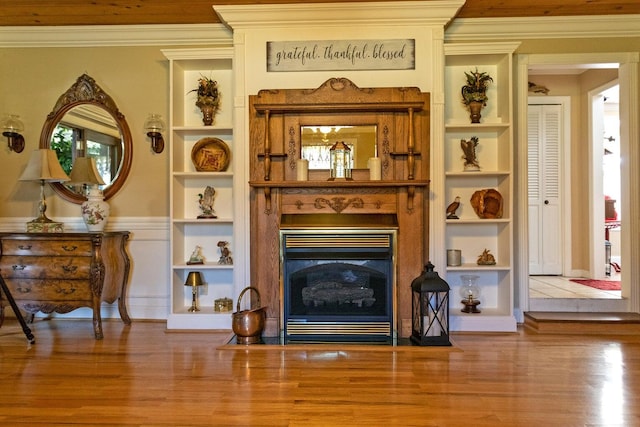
<box><xmin>0</xmin><ymin>231</ymin><xmax>131</xmax><ymax>339</ymax></box>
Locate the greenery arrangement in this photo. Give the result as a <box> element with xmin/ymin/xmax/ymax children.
<box><xmin>190</xmin><ymin>75</ymin><xmax>219</xmax><ymax>107</ymax></box>
<box><xmin>461</xmin><ymin>68</ymin><xmax>493</xmax><ymax>105</ymax></box>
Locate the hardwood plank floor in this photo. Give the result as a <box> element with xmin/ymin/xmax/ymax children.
<box><xmin>1</xmin><ymin>318</ymin><xmax>639</xmax><ymax>426</ymax></box>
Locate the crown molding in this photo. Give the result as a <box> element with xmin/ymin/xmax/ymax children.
<box><xmin>2</xmin><ymin>12</ymin><xmax>638</xmax><ymax>48</ymax></box>
<box><xmin>0</xmin><ymin>23</ymin><xmax>232</xmax><ymax>48</ymax></box>
<box><xmin>446</xmin><ymin>15</ymin><xmax>640</xmax><ymax>41</ymax></box>
<box><xmin>214</xmin><ymin>0</ymin><xmax>465</xmax><ymax>29</ymax></box>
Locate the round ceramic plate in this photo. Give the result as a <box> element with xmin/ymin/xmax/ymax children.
<box><xmin>191</xmin><ymin>137</ymin><xmax>230</xmax><ymax>172</ymax></box>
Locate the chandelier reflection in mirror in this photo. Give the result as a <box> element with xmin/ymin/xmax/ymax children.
<box><xmin>301</xmin><ymin>125</ymin><xmax>377</xmax><ymax>170</ymax></box>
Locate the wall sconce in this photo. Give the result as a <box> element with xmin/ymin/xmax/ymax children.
<box><xmin>144</xmin><ymin>113</ymin><xmax>165</xmax><ymax>153</ymax></box>
<box><xmin>2</xmin><ymin>114</ymin><xmax>25</xmax><ymax>153</ymax></box>
<box><xmin>410</xmin><ymin>262</ymin><xmax>451</xmax><ymax>346</ymax></box>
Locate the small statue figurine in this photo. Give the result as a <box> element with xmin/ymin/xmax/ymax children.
<box><xmin>477</xmin><ymin>248</ymin><xmax>496</xmax><ymax>265</ymax></box>
<box><xmin>187</xmin><ymin>245</ymin><xmax>205</xmax><ymax>265</ymax></box>
<box><xmin>197</xmin><ymin>186</ymin><xmax>217</xmax><ymax>219</ymax></box>
<box><xmin>461</xmin><ymin>136</ymin><xmax>480</xmax><ymax>171</ymax></box>
<box><xmin>446</xmin><ymin>196</ymin><xmax>461</xmax><ymax>219</ymax></box>
<box><xmin>217</xmin><ymin>241</ymin><xmax>233</xmax><ymax>265</ymax></box>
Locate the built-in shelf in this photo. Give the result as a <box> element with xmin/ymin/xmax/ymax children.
<box><xmin>163</xmin><ymin>47</ymin><xmax>242</xmax><ymax>331</ymax></box>
<box><xmin>443</xmin><ymin>42</ymin><xmax>520</xmax><ymax>332</ymax></box>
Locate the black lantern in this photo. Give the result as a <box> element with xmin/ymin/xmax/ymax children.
<box><xmin>411</xmin><ymin>262</ymin><xmax>451</xmax><ymax>346</ymax></box>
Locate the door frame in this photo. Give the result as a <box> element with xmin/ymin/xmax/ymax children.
<box><xmin>588</xmin><ymin>81</ymin><xmax>618</xmax><ymax>280</ymax></box>
<box><xmin>527</xmin><ymin>97</ymin><xmax>572</xmax><ymax>277</ymax></box>
<box><xmin>515</xmin><ymin>52</ymin><xmax>640</xmax><ymax>320</ymax></box>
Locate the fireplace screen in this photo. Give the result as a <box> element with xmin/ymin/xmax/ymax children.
<box><xmin>281</xmin><ymin>231</ymin><xmax>396</xmax><ymax>343</ymax></box>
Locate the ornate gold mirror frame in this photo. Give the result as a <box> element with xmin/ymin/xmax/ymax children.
<box><xmin>39</xmin><ymin>74</ymin><xmax>133</xmax><ymax>204</ymax></box>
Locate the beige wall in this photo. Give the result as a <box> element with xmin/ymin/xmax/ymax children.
<box><xmin>0</xmin><ymin>46</ymin><xmax>172</xmax><ymax>219</ymax></box>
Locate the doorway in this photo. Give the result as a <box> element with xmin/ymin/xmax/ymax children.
<box><xmin>516</xmin><ymin>52</ymin><xmax>639</xmax><ymax>317</ymax></box>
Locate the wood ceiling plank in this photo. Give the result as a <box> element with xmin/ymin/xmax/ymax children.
<box><xmin>457</xmin><ymin>0</ymin><xmax>640</xmax><ymax>18</ymax></box>
<box><xmin>0</xmin><ymin>0</ymin><xmax>639</xmax><ymax>26</ymax></box>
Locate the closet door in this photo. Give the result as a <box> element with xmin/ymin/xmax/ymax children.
<box><xmin>528</xmin><ymin>104</ymin><xmax>562</xmax><ymax>275</ymax></box>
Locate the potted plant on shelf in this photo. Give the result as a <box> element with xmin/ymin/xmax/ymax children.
<box><xmin>190</xmin><ymin>75</ymin><xmax>220</xmax><ymax>126</ymax></box>
<box><xmin>461</xmin><ymin>68</ymin><xmax>493</xmax><ymax>123</ymax></box>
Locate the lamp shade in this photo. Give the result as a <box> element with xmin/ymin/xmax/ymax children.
<box><xmin>19</xmin><ymin>149</ymin><xmax>69</xmax><ymax>182</ymax></box>
<box><xmin>68</xmin><ymin>157</ymin><xmax>105</xmax><ymax>186</ymax></box>
<box><xmin>184</xmin><ymin>271</ymin><xmax>204</xmax><ymax>287</ymax></box>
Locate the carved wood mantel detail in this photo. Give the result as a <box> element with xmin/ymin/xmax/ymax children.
<box><xmin>248</xmin><ymin>78</ymin><xmax>430</xmax><ymax>339</ymax></box>
<box><xmin>314</xmin><ymin>197</ymin><xmax>364</xmax><ymax>213</ymax></box>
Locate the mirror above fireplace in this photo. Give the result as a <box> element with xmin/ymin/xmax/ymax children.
<box><xmin>301</xmin><ymin>125</ymin><xmax>377</xmax><ymax>170</ymax></box>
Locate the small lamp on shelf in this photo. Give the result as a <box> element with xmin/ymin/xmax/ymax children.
<box><xmin>185</xmin><ymin>271</ymin><xmax>204</xmax><ymax>312</ymax></box>
<box><xmin>328</xmin><ymin>141</ymin><xmax>352</xmax><ymax>181</ymax></box>
<box><xmin>1</xmin><ymin>114</ymin><xmax>26</xmax><ymax>153</ymax></box>
<box><xmin>410</xmin><ymin>262</ymin><xmax>451</xmax><ymax>346</ymax></box>
<box><xmin>19</xmin><ymin>149</ymin><xmax>70</xmax><ymax>232</ymax></box>
<box><xmin>460</xmin><ymin>274</ymin><xmax>481</xmax><ymax>313</ymax></box>
<box><xmin>143</xmin><ymin>113</ymin><xmax>165</xmax><ymax>154</ymax></box>
<box><xmin>68</xmin><ymin>157</ymin><xmax>109</xmax><ymax>232</ymax></box>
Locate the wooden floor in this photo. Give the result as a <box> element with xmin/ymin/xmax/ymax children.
<box><xmin>1</xmin><ymin>319</ymin><xmax>640</xmax><ymax>426</ymax></box>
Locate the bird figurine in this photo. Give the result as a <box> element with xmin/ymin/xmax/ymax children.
<box><xmin>446</xmin><ymin>196</ymin><xmax>461</xmax><ymax>219</ymax></box>
<box><xmin>528</xmin><ymin>81</ymin><xmax>550</xmax><ymax>95</ymax></box>
<box><xmin>197</xmin><ymin>186</ymin><xmax>217</xmax><ymax>218</ymax></box>
<box><xmin>461</xmin><ymin>136</ymin><xmax>480</xmax><ymax>171</ymax></box>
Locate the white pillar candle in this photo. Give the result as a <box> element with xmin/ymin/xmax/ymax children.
<box><xmin>296</xmin><ymin>158</ymin><xmax>309</xmax><ymax>181</ymax></box>
<box><xmin>367</xmin><ymin>157</ymin><xmax>381</xmax><ymax>180</ymax></box>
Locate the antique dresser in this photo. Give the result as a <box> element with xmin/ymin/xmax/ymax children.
<box><xmin>0</xmin><ymin>231</ymin><xmax>131</xmax><ymax>339</ymax></box>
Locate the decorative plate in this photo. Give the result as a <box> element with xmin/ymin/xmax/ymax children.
<box><xmin>191</xmin><ymin>137</ymin><xmax>231</xmax><ymax>172</ymax></box>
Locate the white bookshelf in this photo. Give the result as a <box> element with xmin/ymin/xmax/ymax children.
<box><xmin>443</xmin><ymin>42</ymin><xmax>520</xmax><ymax>332</ymax></box>
<box><xmin>163</xmin><ymin>48</ymin><xmax>242</xmax><ymax>330</ymax></box>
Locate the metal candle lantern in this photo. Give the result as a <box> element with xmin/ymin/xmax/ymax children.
<box><xmin>410</xmin><ymin>262</ymin><xmax>451</xmax><ymax>346</ymax></box>
<box><xmin>328</xmin><ymin>141</ymin><xmax>352</xmax><ymax>180</ymax></box>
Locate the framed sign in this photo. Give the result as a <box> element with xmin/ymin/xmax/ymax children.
<box><xmin>267</xmin><ymin>39</ymin><xmax>415</xmax><ymax>72</ymax></box>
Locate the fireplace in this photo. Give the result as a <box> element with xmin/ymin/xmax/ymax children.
<box><xmin>280</xmin><ymin>214</ymin><xmax>398</xmax><ymax>343</ymax></box>
<box><xmin>249</xmin><ymin>79</ymin><xmax>430</xmax><ymax>340</ymax></box>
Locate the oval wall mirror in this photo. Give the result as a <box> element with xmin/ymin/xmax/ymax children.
<box><xmin>39</xmin><ymin>74</ymin><xmax>133</xmax><ymax>204</ymax></box>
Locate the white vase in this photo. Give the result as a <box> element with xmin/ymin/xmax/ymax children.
<box><xmin>81</xmin><ymin>186</ymin><xmax>110</xmax><ymax>232</ymax></box>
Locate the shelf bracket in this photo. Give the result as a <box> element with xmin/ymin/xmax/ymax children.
<box><xmin>263</xmin><ymin>109</ymin><xmax>271</xmax><ymax>181</ymax></box>
<box><xmin>264</xmin><ymin>187</ymin><xmax>272</xmax><ymax>214</ymax></box>
<box><xmin>406</xmin><ymin>107</ymin><xmax>415</xmax><ymax>180</ymax></box>
<box><xmin>407</xmin><ymin>185</ymin><xmax>415</xmax><ymax>212</ymax></box>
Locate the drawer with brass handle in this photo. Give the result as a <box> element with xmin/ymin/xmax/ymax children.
<box><xmin>0</xmin><ymin>239</ymin><xmax>92</xmax><ymax>256</ymax></box>
<box><xmin>0</xmin><ymin>231</ymin><xmax>131</xmax><ymax>340</ymax></box>
<box><xmin>0</xmin><ymin>256</ymin><xmax>91</xmax><ymax>279</ymax></box>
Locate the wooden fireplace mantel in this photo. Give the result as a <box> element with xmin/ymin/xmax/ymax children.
<box><xmin>249</xmin><ymin>180</ymin><xmax>430</xmax><ymax>213</ymax></box>
<box><xmin>248</xmin><ymin>78</ymin><xmax>430</xmax><ymax>339</ymax></box>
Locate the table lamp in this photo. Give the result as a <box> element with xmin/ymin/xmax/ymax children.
<box><xmin>184</xmin><ymin>271</ymin><xmax>204</xmax><ymax>312</ymax></box>
<box><xmin>19</xmin><ymin>148</ymin><xmax>70</xmax><ymax>232</ymax></box>
<box><xmin>68</xmin><ymin>156</ymin><xmax>109</xmax><ymax>232</ymax></box>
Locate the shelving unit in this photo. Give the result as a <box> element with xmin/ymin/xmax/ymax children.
<box><xmin>163</xmin><ymin>47</ymin><xmax>242</xmax><ymax>330</ymax></box>
<box><xmin>443</xmin><ymin>42</ymin><xmax>520</xmax><ymax>332</ymax></box>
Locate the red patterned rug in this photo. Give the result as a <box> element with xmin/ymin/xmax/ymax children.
<box><xmin>570</xmin><ymin>279</ymin><xmax>621</xmax><ymax>291</ymax></box>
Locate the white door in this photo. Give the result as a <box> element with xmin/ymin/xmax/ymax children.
<box><xmin>528</xmin><ymin>103</ymin><xmax>563</xmax><ymax>275</ymax></box>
